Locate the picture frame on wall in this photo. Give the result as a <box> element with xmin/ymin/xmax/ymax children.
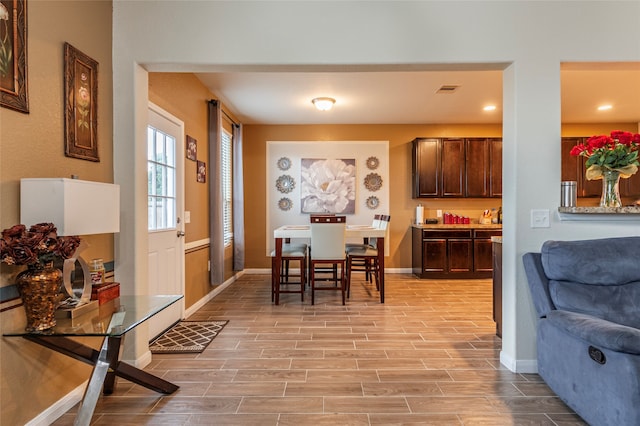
<box><xmin>64</xmin><ymin>42</ymin><xmax>99</xmax><ymax>162</ymax></box>
<box><xmin>0</xmin><ymin>0</ymin><xmax>29</xmax><ymax>113</ymax></box>
<box><xmin>197</xmin><ymin>160</ymin><xmax>206</xmax><ymax>183</ymax></box>
<box><xmin>186</xmin><ymin>135</ymin><xmax>197</xmax><ymax>160</ymax></box>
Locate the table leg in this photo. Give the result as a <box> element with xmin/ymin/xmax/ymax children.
<box><xmin>22</xmin><ymin>335</ymin><xmax>179</xmax><ymax>393</ymax></box>
<box><xmin>274</xmin><ymin>237</ymin><xmax>283</xmax><ymax>305</ymax></box>
<box><xmin>102</xmin><ymin>336</ymin><xmax>124</xmax><ymax>394</ymax></box>
<box><xmin>74</xmin><ymin>336</ymin><xmax>111</xmax><ymax>426</ymax></box>
<box><xmin>378</xmin><ymin>237</ymin><xmax>385</xmax><ymax>303</ymax></box>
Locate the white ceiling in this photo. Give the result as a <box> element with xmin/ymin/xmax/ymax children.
<box><xmin>194</xmin><ymin>63</ymin><xmax>640</xmax><ymax>126</ymax></box>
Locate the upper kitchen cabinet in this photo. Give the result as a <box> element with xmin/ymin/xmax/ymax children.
<box><xmin>412</xmin><ymin>138</ymin><xmax>441</xmax><ymax>197</ymax></box>
<box><xmin>466</xmin><ymin>138</ymin><xmax>503</xmax><ymax>197</ymax></box>
<box><xmin>412</xmin><ymin>137</ymin><xmax>502</xmax><ymax>198</ymax></box>
<box><xmin>442</xmin><ymin>138</ymin><xmax>465</xmax><ymax>197</ymax></box>
<box><xmin>561</xmin><ymin>138</ymin><xmax>600</xmax><ymax>197</ymax></box>
<box><xmin>561</xmin><ymin>137</ymin><xmax>640</xmax><ymax>198</ymax></box>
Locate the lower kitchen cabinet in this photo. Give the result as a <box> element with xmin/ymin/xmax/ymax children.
<box><xmin>412</xmin><ymin>226</ymin><xmax>502</xmax><ymax>279</ymax></box>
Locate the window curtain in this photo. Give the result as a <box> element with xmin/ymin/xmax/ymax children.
<box><xmin>232</xmin><ymin>124</ymin><xmax>245</xmax><ymax>271</ymax></box>
<box><xmin>208</xmin><ymin>100</ymin><xmax>224</xmax><ymax>285</ymax></box>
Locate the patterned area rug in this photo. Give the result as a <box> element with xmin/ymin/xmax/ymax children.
<box><xmin>149</xmin><ymin>320</ymin><xmax>228</xmax><ymax>354</ymax></box>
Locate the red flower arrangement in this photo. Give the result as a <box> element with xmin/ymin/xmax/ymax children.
<box><xmin>570</xmin><ymin>130</ymin><xmax>640</xmax><ymax>180</ymax></box>
<box><xmin>0</xmin><ymin>223</ymin><xmax>81</xmax><ymax>268</ymax></box>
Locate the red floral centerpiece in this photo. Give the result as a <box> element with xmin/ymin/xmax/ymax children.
<box><xmin>570</xmin><ymin>130</ymin><xmax>640</xmax><ymax>207</ymax></box>
<box><xmin>1</xmin><ymin>223</ymin><xmax>81</xmax><ymax>331</ymax></box>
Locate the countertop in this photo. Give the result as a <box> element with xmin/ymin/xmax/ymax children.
<box><xmin>558</xmin><ymin>206</ymin><xmax>640</xmax><ymax>214</ymax></box>
<box><xmin>412</xmin><ymin>223</ymin><xmax>502</xmax><ymax>230</ymax></box>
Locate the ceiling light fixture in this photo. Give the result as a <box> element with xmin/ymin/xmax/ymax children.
<box><xmin>483</xmin><ymin>105</ymin><xmax>497</xmax><ymax>111</ymax></box>
<box><xmin>597</xmin><ymin>104</ymin><xmax>613</xmax><ymax>111</ymax></box>
<box><xmin>312</xmin><ymin>97</ymin><xmax>335</xmax><ymax>111</ymax></box>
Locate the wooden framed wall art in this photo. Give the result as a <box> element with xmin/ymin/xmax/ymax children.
<box><xmin>0</xmin><ymin>0</ymin><xmax>29</xmax><ymax>113</ymax></box>
<box><xmin>64</xmin><ymin>42</ymin><xmax>99</xmax><ymax>161</ymax></box>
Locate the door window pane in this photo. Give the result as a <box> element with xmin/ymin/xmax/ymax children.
<box><xmin>147</xmin><ymin>125</ymin><xmax>177</xmax><ymax>231</ymax></box>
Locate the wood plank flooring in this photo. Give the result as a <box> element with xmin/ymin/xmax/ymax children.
<box><xmin>54</xmin><ymin>273</ymin><xmax>586</xmax><ymax>425</ymax></box>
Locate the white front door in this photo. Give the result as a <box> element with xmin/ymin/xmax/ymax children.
<box><xmin>147</xmin><ymin>102</ymin><xmax>185</xmax><ymax>340</ymax></box>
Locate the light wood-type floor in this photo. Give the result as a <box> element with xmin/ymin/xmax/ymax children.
<box><xmin>54</xmin><ymin>273</ymin><xmax>586</xmax><ymax>425</ymax></box>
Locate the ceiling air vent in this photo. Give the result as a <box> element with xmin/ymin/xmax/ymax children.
<box><xmin>436</xmin><ymin>85</ymin><xmax>460</xmax><ymax>94</ymax></box>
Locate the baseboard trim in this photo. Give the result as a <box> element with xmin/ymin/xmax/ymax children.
<box><xmin>500</xmin><ymin>350</ymin><xmax>538</xmax><ymax>373</ymax></box>
<box><xmin>184</xmin><ymin>270</ymin><xmax>245</xmax><ymax>318</ymax></box>
<box><xmin>25</xmin><ymin>382</ymin><xmax>87</xmax><ymax>426</ymax></box>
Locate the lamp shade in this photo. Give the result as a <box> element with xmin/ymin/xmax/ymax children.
<box><xmin>20</xmin><ymin>178</ymin><xmax>120</xmax><ymax>236</ymax></box>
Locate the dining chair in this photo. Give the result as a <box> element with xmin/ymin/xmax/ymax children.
<box><xmin>271</xmin><ymin>240</ymin><xmax>307</xmax><ymax>305</ymax></box>
<box><xmin>309</xmin><ymin>215</ymin><xmax>347</xmax><ymax>305</ymax></box>
<box><xmin>345</xmin><ymin>214</ymin><xmax>381</xmax><ymax>251</ymax></box>
<box><xmin>346</xmin><ymin>215</ymin><xmax>390</xmax><ymax>297</ymax></box>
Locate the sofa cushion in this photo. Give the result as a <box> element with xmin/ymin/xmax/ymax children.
<box><xmin>547</xmin><ymin>281</ymin><xmax>640</xmax><ymax>330</ymax></box>
<box><xmin>541</xmin><ymin>236</ymin><xmax>640</xmax><ymax>285</ymax></box>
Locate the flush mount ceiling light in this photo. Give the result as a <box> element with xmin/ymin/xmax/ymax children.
<box><xmin>597</xmin><ymin>104</ymin><xmax>613</xmax><ymax>111</ymax></box>
<box><xmin>311</xmin><ymin>97</ymin><xmax>336</xmax><ymax>111</ymax></box>
<box><xmin>483</xmin><ymin>105</ymin><xmax>497</xmax><ymax>111</ymax></box>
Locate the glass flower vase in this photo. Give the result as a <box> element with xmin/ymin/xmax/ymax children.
<box><xmin>599</xmin><ymin>169</ymin><xmax>622</xmax><ymax>208</ymax></box>
<box><xmin>16</xmin><ymin>264</ymin><xmax>62</xmax><ymax>332</ymax></box>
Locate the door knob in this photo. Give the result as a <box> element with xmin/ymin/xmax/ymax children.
<box><xmin>177</xmin><ymin>231</ymin><xmax>185</xmax><ymax>237</ymax></box>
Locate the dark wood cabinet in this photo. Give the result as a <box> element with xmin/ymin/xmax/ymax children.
<box><xmin>442</xmin><ymin>138</ymin><xmax>465</xmax><ymax>197</ymax></box>
<box><xmin>473</xmin><ymin>230</ymin><xmax>501</xmax><ymax>273</ymax></box>
<box><xmin>489</xmin><ymin>138</ymin><xmax>503</xmax><ymax>197</ymax></box>
<box><xmin>561</xmin><ymin>138</ymin><xmax>600</xmax><ymax>197</ymax></box>
<box><xmin>561</xmin><ymin>137</ymin><xmax>640</xmax><ymax>199</ymax></box>
<box><xmin>412</xmin><ymin>137</ymin><xmax>502</xmax><ymax>198</ymax></box>
<box><xmin>412</xmin><ymin>138</ymin><xmax>441</xmax><ymax>197</ymax></box>
<box><xmin>465</xmin><ymin>138</ymin><xmax>490</xmax><ymax>197</ymax></box>
<box><xmin>412</xmin><ymin>227</ymin><xmax>501</xmax><ymax>279</ymax></box>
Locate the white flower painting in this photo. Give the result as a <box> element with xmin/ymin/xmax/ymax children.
<box><xmin>300</xmin><ymin>158</ymin><xmax>356</xmax><ymax>214</ymax></box>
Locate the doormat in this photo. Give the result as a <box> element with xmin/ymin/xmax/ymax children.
<box><xmin>149</xmin><ymin>320</ymin><xmax>228</xmax><ymax>354</ymax></box>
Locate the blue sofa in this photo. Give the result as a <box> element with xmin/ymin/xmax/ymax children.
<box><xmin>523</xmin><ymin>236</ymin><xmax>640</xmax><ymax>426</ymax></box>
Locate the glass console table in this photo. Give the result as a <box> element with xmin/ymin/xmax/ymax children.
<box><xmin>4</xmin><ymin>295</ymin><xmax>183</xmax><ymax>426</ymax></box>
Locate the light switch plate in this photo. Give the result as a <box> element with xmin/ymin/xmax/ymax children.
<box><xmin>530</xmin><ymin>209</ymin><xmax>550</xmax><ymax>228</ymax></box>
<box><xmin>184</xmin><ymin>211</ymin><xmax>191</xmax><ymax>224</ymax></box>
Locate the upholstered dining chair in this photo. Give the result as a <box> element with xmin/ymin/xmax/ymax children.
<box><xmin>271</xmin><ymin>240</ymin><xmax>307</xmax><ymax>305</ymax></box>
<box><xmin>309</xmin><ymin>215</ymin><xmax>347</xmax><ymax>305</ymax></box>
<box><xmin>345</xmin><ymin>214</ymin><xmax>381</xmax><ymax>251</ymax></box>
<box><xmin>346</xmin><ymin>215</ymin><xmax>390</xmax><ymax>297</ymax></box>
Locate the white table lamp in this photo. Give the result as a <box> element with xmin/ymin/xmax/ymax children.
<box><xmin>20</xmin><ymin>178</ymin><xmax>120</xmax><ymax>305</ymax></box>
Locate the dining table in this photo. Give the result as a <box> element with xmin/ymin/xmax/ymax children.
<box><xmin>273</xmin><ymin>224</ymin><xmax>387</xmax><ymax>304</ymax></box>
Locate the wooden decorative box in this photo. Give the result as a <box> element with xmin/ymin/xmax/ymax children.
<box><xmin>91</xmin><ymin>282</ymin><xmax>120</xmax><ymax>305</ymax></box>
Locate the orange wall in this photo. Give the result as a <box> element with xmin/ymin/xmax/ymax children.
<box><xmin>0</xmin><ymin>2</ymin><xmax>113</xmax><ymax>424</ymax></box>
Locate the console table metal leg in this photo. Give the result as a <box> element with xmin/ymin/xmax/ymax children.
<box><xmin>74</xmin><ymin>336</ymin><xmax>111</xmax><ymax>426</ymax></box>
<box><xmin>102</xmin><ymin>336</ymin><xmax>124</xmax><ymax>394</ymax></box>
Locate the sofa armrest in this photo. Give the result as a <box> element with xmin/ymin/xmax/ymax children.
<box><xmin>523</xmin><ymin>252</ymin><xmax>555</xmax><ymax>317</ymax></box>
<box><xmin>547</xmin><ymin>310</ymin><xmax>640</xmax><ymax>355</ymax></box>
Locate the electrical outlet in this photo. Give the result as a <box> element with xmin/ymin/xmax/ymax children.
<box><xmin>530</xmin><ymin>209</ymin><xmax>550</xmax><ymax>228</ymax></box>
<box><xmin>436</xmin><ymin>209</ymin><xmax>443</xmax><ymax>218</ymax></box>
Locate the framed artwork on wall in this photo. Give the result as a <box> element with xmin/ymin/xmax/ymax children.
<box><xmin>186</xmin><ymin>135</ymin><xmax>197</xmax><ymax>160</ymax></box>
<box><xmin>197</xmin><ymin>160</ymin><xmax>206</xmax><ymax>183</ymax></box>
<box><xmin>300</xmin><ymin>158</ymin><xmax>356</xmax><ymax>214</ymax></box>
<box><xmin>64</xmin><ymin>42</ymin><xmax>99</xmax><ymax>162</ymax></box>
<box><xmin>0</xmin><ymin>0</ymin><xmax>29</xmax><ymax>113</ymax></box>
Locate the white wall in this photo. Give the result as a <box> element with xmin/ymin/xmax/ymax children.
<box><xmin>112</xmin><ymin>1</ymin><xmax>640</xmax><ymax>370</ymax></box>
